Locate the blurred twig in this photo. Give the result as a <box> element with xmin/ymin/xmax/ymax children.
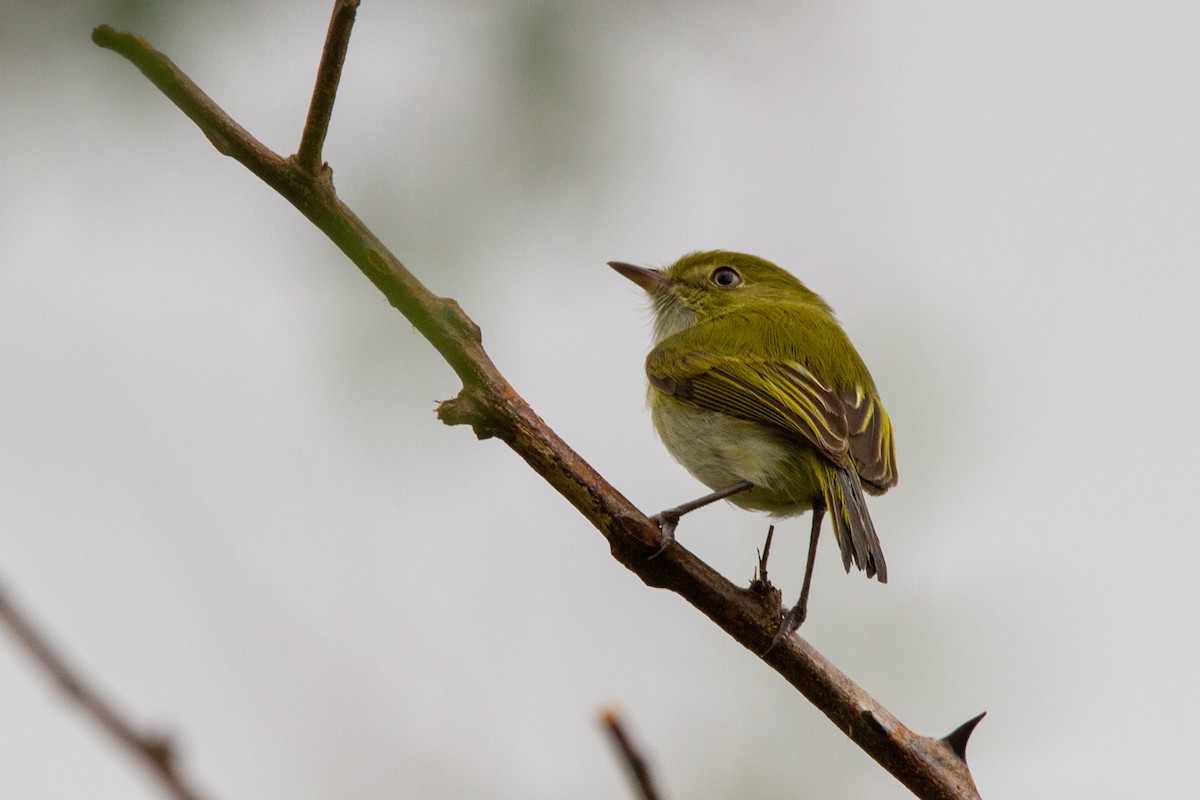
<box><xmin>89</xmin><ymin>6</ymin><xmax>985</xmax><ymax>799</ymax></box>
<box><xmin>0</xmin><ymin>582</ymin><xmax>208</xmax><ymax>800</ymax></box>
<box><xmin>600</xmin><ymin>708</ymin><xmax>663</xmax><ymax>800</ymax></box>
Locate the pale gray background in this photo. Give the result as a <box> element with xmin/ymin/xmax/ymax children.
<box><xmin>3</xmin><ymin>1</ymin><xmax>1198</xmax><ymax>797</ymax></box>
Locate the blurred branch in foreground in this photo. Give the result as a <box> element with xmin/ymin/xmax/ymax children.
<box><xmin>80</xmin><ymin>3</ymin><xmax>984</xmax><ymax>798</ymax></box>
<box><xmin>0</xmin><ymin>581</ymin><xmax>208</xmax><ymax>800</ymax></box>
<box><xmin>600</xmin><ymin>707</ymin><xmax>663</xmax><ymax>800</ymax></box>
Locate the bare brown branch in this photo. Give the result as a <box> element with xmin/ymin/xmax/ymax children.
<box><xmin>296</xmin><ymin>0</ymin><xmax>360</xmax><ymax>175</ymax></box>
<box><xmin>600</xmin><ymin>708</ymin><xmax>663</xmax><ymax>800</ymax></box>
<box><xmin>89</xmin><ymin>13</ymin><xmax>985</xmax><ymax>800</ymax></box>
<box><xmin>0</xmin><ymin>582</ymin><xmax>208</xmax><ymax>800</ymax></box>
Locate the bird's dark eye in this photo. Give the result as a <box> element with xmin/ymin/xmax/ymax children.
<box><xmin>710</xmin><ymin>266</ymin><xmax>743</xmax><ymax>288</ymax></box>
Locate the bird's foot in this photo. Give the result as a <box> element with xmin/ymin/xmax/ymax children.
<box><xmin>647</xmin><ymin>512</ymin><xmax>679</xmax><ymax>559</ymax></box>
<box><xmin>761</xmin><ymin>602</ymin><xmax>806</xmax><ymax>657</ymax></box>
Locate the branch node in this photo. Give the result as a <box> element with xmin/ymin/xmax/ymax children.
<box><xmin>203</xmin><ymin>129</ymin><xmax>235</xmax><ymax>157</ymax></box>
<box><xmin>858</xmin><ymin>707</ymin><xmax>889</xmax><ymax>738</ymax></box>
<box><xmin>363</xmin><ymin>249</ymin><xmax>392</xmax><ymax>276</ymax></box>
<box><xmin>437</xmin><ymin>297</ymin><xmax>482</xmax><ymax>344</ymax></box>
<box><xmin>437</xmin><ymin>388</ymin><xmax>504</xmax><ymax>440</ymax></box>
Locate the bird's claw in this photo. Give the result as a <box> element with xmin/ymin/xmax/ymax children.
<box><xmin>760</xmin><ymin>604</ymin><xmax>806</xmax><ymax>657</ymax></box>
<box><xmin>648</xmin><ymin>512</ymin><xmax>679</xmax><ymax>559</ymax></box>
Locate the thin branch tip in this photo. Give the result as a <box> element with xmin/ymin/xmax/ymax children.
<box><xmin>600</xmin><ymin>708</ymin><xmax>663</xmax><ymax>800</ymax></box>
<box><xmin>296</xmin><ymin>0</ymin><xmax>361</xmax><ymax>173</ymax></box>
<box><xmin>92</xmin><ymin>24</ymin><xmax>144</xmax><ymax>54</ymax></box>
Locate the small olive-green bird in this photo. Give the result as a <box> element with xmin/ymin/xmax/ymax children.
<box><xmin>609</xmin><ymin>251</ymin><xmax>897</xmax><ymax>639</ymax></box>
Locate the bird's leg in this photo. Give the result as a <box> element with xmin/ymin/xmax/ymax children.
<box><xmin>772</xmin><ymin>506</ymin><xmax>824</xmax><ymax>647</ymax></box>
<box><xmin>649</xmin><ymin>480</ymin><xmax>754</xmax><ymax>558</ymax></box>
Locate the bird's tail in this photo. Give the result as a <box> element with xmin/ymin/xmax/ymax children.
<box><xmin>823</xmin><ymin>466</ymin><xmax>887</xmax><ymax>583</ymax></box>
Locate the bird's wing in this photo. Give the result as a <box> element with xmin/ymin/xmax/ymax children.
<box><xmin>647</xmin><ymin>346</ymin><xmax>897</xmax><ymax>490</ymax></box>
<box><xmin>839</xmin><ymin>384</ymin><xmax>898</xmax><ymax>493</ymax></box>
<box><xmin>646</xmin><ymin>348</ymin><xmax>852</xmax><ymax>468</ymax></box>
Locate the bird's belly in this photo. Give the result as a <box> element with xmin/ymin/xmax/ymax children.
<box><xmin>650</xmin><ymin>397</ymin><xmax>822</xmax><ymax>515</ymax></box>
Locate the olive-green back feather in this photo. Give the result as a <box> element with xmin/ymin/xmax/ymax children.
<box><xmin>646</xmin><ymin>303</ymin><xmax>898</xmax><ymax>492</ymax></box>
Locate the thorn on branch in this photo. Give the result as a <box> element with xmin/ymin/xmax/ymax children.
<box><xmin>751</xmin><ymin>524</ymin><xmax>775</xmax><ymax>587</ymax></box>
<box><xmin>747</xmin><ymin>525</ymin><xmax>782</xmax><ymax>619</ymax></box>
<box><xmin>942</xmin><ymin>711</ymin><xmax>987</xmax><ymax>764</ymax></box>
